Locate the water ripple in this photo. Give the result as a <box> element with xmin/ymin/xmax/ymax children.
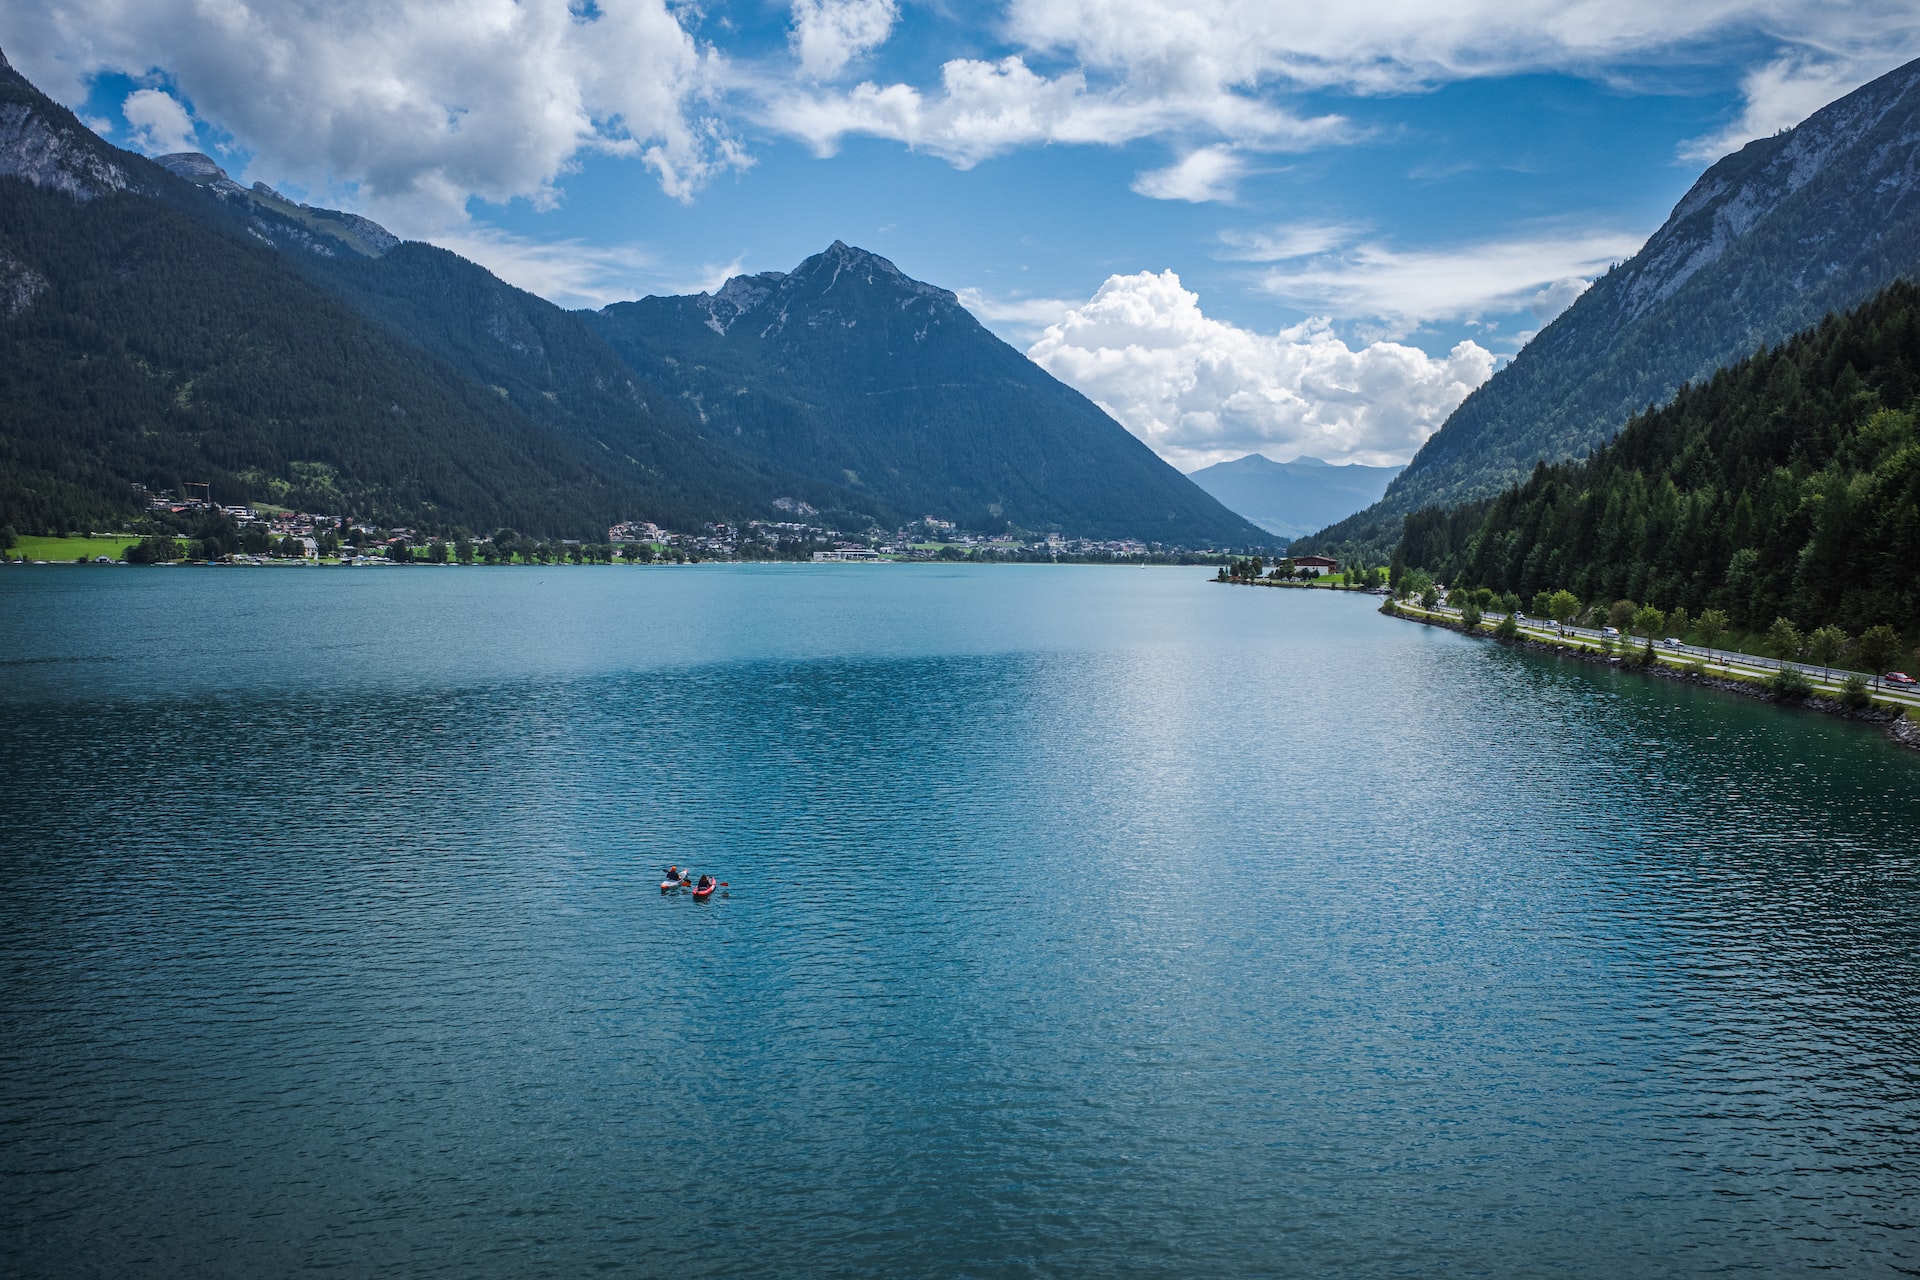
<box><xmin>2</xmin><ymin>567</ymin><xmax>1918</xmax><ymax>1277</ymax></box>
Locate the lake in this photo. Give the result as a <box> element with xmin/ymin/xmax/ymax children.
<box><xmin>2</xmin><ymin>564</ymin><xmax>1917</xmax><ymax>1277</ymax></box>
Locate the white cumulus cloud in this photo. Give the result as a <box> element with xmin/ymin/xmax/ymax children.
<box><xmin>121</xmin><ymin>88</ymin><xmax>196</xmax><ymax>155</ymax></box>
<box><xmin>7</xmin><ymin>0</ymin><xmax>1919</xmax><ymax>252</ymax></box>
<box><xmin>3</xmin><ymin>0</ymin><xmax>747</xmax><ymax>233</ymax></box>
<box><xmin>1027</xmin><ymin>269</ymin><xmax>1493</xmax><ymax>470</ymax></box>
<box><xmin>790</xmin><ymin>0</ymin><xmax>898</xmax><ymax>80</ymax></box>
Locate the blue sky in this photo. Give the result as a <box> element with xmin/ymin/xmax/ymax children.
<box><xmin>7</xmin><ymin>1</ymin><xmax>1918</xmax><ymax>470</ymax></box>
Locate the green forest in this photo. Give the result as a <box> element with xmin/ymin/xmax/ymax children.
<box><xmin>1399</xmin><ymin>280</ymin><xmax>1920</xmax><ymax>641</ymax></box>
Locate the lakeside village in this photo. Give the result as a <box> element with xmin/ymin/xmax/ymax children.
<box><xmin>0</xmin><ymin>489</ymin><xmax>1243</xmax><ymax>567</ymax></box>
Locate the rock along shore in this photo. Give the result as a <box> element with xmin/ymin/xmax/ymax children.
<box><xmin>1387</xmin><ymin>603</ymin><xmax>1920</xmax><ymax>753</ymax></box>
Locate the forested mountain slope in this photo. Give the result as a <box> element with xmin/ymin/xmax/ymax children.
<box><xmin>588</xmin><ymin>243</ymin><xmax>1267</xmax><ymax>544</ymax></box>
<box><xmin>1401</xmin><ymin>281</ymin><xmax>1920</xmax><ymax>637</ymax></box>
<box><xmin>0</xmin><ymin>50</ymin><xmax>884</xmax><ymax>534</ymax></box>
<box><xmin>0</xmin><ymin>135</ymin><xmax>629</xmax><ymax>533</ymax></box>
<box><xmin>1306</xmin><ymin>55</ymin><xmax>1920</xmax><ymax>556</ymax></box>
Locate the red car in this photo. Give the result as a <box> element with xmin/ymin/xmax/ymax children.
<box><xmin>1885</xmin><ymin>672</ymin><xmax>1917</xmax><ymax>687</ymax></box>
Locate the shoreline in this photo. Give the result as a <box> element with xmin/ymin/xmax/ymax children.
<box><xmin>1386</xmin><ymin>601</ymin><xmax>1920</xmax><ymax>752</ymax></box>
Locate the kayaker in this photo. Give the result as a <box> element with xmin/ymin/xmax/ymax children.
<box><xmin>664</xmin><ymin>864</ymin><xmax>681</xmax><ymax>883</ymax></box>
<box><xmin>696</xmin><ymin>874</ymin><xmax>713</xmax><ymax>891</ymax></box>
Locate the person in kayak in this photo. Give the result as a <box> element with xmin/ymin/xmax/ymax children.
<box><xmin>695</xmin><ymin>874</ymin><xmax>714</xmax><ymax>891</ymax></box>
<box><xmin>664</xmin><ymin>865</ymin><xmax>681</xmax><ymax>884</ymax></box>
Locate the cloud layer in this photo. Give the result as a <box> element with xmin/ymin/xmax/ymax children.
<box><xmin>764</xmin><ymin>55</ymin><xmax>1346</xmax><ymax>167</ymax></box>
<box><xmin>1027</xmin><ymin>270</ymin><xmax>1494</xmax><ymax>470</ymax></box>
<box><xmin>1249</xmin><ymin>226</ymin><xmax>1645</xmax><ymax>335</ymax></box>
<box><xmin>775</xmin><ymin>1</ymin><xmax>1920</xmax><ymax>172</ymax></box>
<box><xmin>4</xmin><ymin>0</ymin><xmax>742</xmax><ymax>231</ymax></box>
<box><xmin>6</xmin><ymin>0</ymin><xmax>1918</xmax><ymax>234</ymax></box>
<box><xmin>1679</xmin><ymin>50</ymin><xmax>1901</xmax><ymax>162</ymax></box>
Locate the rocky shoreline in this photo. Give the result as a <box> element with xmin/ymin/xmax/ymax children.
<box><xmin>1391</xmin><ymin>605</ymin><xmax>1920</xmax><ymax>751</ymax></box>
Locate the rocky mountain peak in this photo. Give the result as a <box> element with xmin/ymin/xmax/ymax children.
<box><xmin>685</xmin><ymin>242</ymin><xmax>958</xmax><ymax>337</ymax></box>
<box><xmin>155</xmin><ymin>151</ymin><xmax>227</xmax><ymax>182</ymax></box>
<box><xmin>153</xmin><ymin>149</ymin><xmax>397</xmax><ymax>257</ymax></box>
<box><xmin>695</xmin><ymin>269</ymin><xmax>787</xmax><ymax>334</ymax></box>
<box><xmin>787</xmin><ymin>240</ymin><xmax>956</xmax><ymax>306</ymax></box>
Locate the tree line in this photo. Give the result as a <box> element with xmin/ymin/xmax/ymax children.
<box><xmin>1395</xmin><ymin>279</ymin><xmax>1920</xmax><ymax>648</ymax></box>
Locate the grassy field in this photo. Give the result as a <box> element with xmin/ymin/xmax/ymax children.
<box><xmin>10</xmin><ymin>534</ymin><xmax>143</xmax><ymax>562</ymax></box>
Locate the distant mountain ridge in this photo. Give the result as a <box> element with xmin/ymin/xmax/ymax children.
<box><xmin>1305</xmin><ymin>55</ymin><xmax>1920</xmax><ymax>555</ymax></box>
<box><xmin>587</xmin><ymin>243</ymin><xmax>1268</xmax><ymax>544</ymax></box>
<box><xmin>1185</xmin><ymin>454</ymin><xmax>1403</xmax><ymax>540</ymax></box>
<box><xmin>1</xmin><ymin>48</ymin><xmax>1257</xmax><ymax>543</ymax></box>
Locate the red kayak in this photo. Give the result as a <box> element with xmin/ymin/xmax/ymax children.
<box><xmin>691</xmin><ymin>880</ymin><xmax>717</xmax><ymax>899</ymax></box>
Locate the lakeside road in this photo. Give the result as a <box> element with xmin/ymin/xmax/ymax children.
<box><xmin>1397</xmin><ymin>599</ymin><xmax>1920</xmax><ymax>710</ymax></box>
<box><xmin>1215</xmin><ymin>580</ymin><xmax>1913</xmax><ymax>704</ymax></box>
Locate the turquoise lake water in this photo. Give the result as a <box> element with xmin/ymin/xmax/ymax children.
<box><xmin>2</xmin><ymin>564</ymin><xmax>1917</xmax><ymax>1277</ymax></box>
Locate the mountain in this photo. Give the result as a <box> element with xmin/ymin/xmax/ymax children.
<box><xmin>586</xmin><ymin>244</ymin><xmax>1269</xmax><ymax>544</ymax></box>
<box><xmin>1398</xmin><ymin>280</ymin><xmax>1920</xmax><ymax>637</ymax></box>
<box><xmin>1305</xmin><ymin>55</ymin><xmax>1920</xmax><ymax>556</ymax></box>
<box><xmin>0</xmin><ymin>46</ymin><xmax>1262</xmax><ymax>544</ymax></box>
<box><xmin>1185</xmin><ymin>454</ymin><xmax>1402</xmax><ymax>540</ymax></box>
<box><xmin>0</xmin><ymin>48</ymin><xmax>882</xmax><ymax>536</ymax></box>
<box><xmin>151</xmin><ymin>150</ymin><xmax>399</xmax><ymax>257</ymax></box>
<box><xmin>274</xmin><ymin>228</ymin><xmax>884</xmax><ymax>530</ymax></box>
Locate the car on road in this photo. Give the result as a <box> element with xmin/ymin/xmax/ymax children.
<box><xmin>1600</xmin><ymin>626</ymin><xmax>1620</xmax><ymax>637</ymax></box>
<box><xmin>1662</xmin><ymin>637</ymin><xmax>1683</xmax><ymax>648</ymax></box>
<box><xmin>1885</xmin><ymin>671</ymin><xmax>1917</xmax><ymax>687</ymax></box>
